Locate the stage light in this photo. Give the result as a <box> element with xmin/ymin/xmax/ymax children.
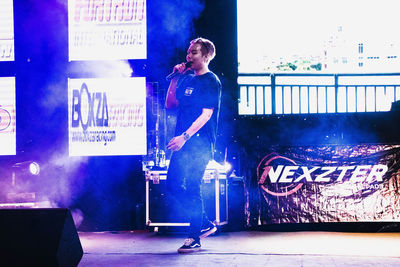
<box><xmin>12</xmin><ymin>161</ymin><xmax>40</xmax><ymax>176</ymax></box>
<box><xmin>206</xmin><ymin>160</ymin><xmax>231</xmax><ymax>173</ymax></box>
<box><xmin>4</xmin><ymin>161</ymin><xmax>41</xmax><ymax>206</ymax></box>
<box><xmin>29</xmin><ymin>162</ymin><xmax>40</xmax><ymax>176</ymax></box>
<box><xmin>206</xmin><ymin>160</ymin><xmax>223</xmax><ymax>170</ymax></box>
<box><xmin>223</xmin><ymin>162</ymin><xmax>232</xmax><ymax>173</ymax></box>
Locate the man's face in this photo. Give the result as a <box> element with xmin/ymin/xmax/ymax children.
<box><xmin>186</xmin><ymin>43</ymin><xmax>208</xmax><ymax>70</ymax></box>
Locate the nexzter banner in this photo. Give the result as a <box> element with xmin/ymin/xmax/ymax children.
<box><xmin>0</xmin><ymin>0</ymin><xmax>14</xmax><ymax>61</ymax></box>
<box><xmin>68</xmin><ymin>77</ymin><xmax>146</xmax><ymax>156</ymax></box>
<box><xmin>258</xmin><ymin>154</ymin><xmax>388</xmax><ymax>197</ymax></box>
<box><xmin>256</xmin><ymin>145</ymin><xmax>400</xmax><ymax>224</ymax></box>
<box><xmin>68</xmin><ymin>0</ymin><xmax>146</xmax><ymax>61</ymax></box>
<box><xmin>0</xmin><ymin>77</ymin><xmax>16</xmax><ymax>155</ymax></box>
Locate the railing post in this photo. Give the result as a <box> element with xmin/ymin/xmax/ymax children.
<box><xmin>334</xmin><ymin>74</ymin><xmax>338</xmax><ymax>113</ymax></box>
<box><xmin>271</xmin><ymin>73</ymin><xmax>275</xmax><ymax>114</ymax></box>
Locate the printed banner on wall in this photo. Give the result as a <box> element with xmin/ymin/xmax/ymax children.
<box><xmin>0</xmin><ymin>0</ymin><xmax>14</xmax><ymax>61</ymax></box>
<box><xmin>68</xmin><ymin>77</ymin><xmax>146</xmax><ymax>156</ymax></box>
<box><xmin>68</xmin><ymin>0</ymin><xmax>146</xmax><ymax>61</ymax></box>
<box><xmin>257</xmin><ymin>145</ymin><xmax>400</xmax><ymax>224</ymax></box>
<box><xmin>0</xmin><ymin>77</ymin><xmax>16</xmax><ymax>155</ymax></box>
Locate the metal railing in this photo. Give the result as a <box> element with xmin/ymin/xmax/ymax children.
<box><xmin>238</xmin><ymin>73</ymin><xmax>400</xmax><ymax>115</ymax></box>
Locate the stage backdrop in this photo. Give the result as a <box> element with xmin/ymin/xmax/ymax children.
<box><xmin>256</xmin><ymin>144</ymin><xmax>400</xmax><ymax>224</ymax></box>
<box><xmin>68</xmin><ymin>77</ymin><xmax>146</xmax><ymax>156</ymax></box>
<box><xmin>0</xmin><ymin>77</ymin><xmax>16</xmax><ymax>155</ymax></box>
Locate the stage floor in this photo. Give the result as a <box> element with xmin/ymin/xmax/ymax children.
<box><xmin>78</xmin><ymin>230</ymin><xmax>400</xmax><ymax>266</ymax></box>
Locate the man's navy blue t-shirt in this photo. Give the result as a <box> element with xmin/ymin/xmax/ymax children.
<box><xmin>175</xmin><ymin>71</ymin><xmax>221</xmax><ymax>146</ymax></box>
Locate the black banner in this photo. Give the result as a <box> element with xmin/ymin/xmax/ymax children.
<box><xmin>256</xmin><ymin>144</ymin><xmax>400</xmax><ymax>224</ymax></box>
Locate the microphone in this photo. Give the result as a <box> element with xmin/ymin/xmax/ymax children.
<box><xmin>165</xmin><ymin>62</ymin><xmax>192</xmax><ymax>81</ymax></box>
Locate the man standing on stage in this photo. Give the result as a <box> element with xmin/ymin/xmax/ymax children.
<box><xmin>165</xmin><ymin>37</ymin><xmax>221</xmax><ymax>253</ymax></box>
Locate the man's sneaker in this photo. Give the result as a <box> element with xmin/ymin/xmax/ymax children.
<box><xmin>177</xmin><ymin>238</ymin><xmax>201</xmax><ymax>253</ymax></box>
<box><xmin>199</xmin><ymin>221</ymin><xmax>217</xmax><ymax>239</ymax></box>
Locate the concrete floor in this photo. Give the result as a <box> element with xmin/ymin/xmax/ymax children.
<box><xmin>78</xmin><ymin>230</ymin><xmax>400</xmax><ymax>266</ymax></box>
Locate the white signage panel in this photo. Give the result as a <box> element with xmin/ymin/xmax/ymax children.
<box><xmin>68</xmin><ymin>77</ymin><xmax>146</xmax><ymax>156</ymax></box>
<box><xmin>0</xmin><ymin>77</ymin><xmax>16</xmax><ymax>155</ymax></box>
<box><xmin>0</xmin><ymin>0</ymin><xmax>14</xmax><ymax>61</ymax></box>
<box><xmin>68</xmin><ymin>0</ymin><xmax>146</xmax><ymax>61</ymax></box>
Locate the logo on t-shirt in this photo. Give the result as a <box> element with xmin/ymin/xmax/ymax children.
<box><xmin>184</xmin><ymin>87</ymin><xmax>194</xmax><ymax>96</ymax></box>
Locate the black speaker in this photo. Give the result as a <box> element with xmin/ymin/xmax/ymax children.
<box><xmin>0</xmin><ymin>208</ymin><xmax>83</xmax><ymax>267</ymax></box>
<box><xmin>228</xmin><ymin>176</ymin><xmax>245</xmax><ymax>231</ymax></box>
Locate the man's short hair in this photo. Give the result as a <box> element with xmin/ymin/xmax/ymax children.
<box><xmin>190</xmin><ymin>37</ymin><xmax>216</xmax><ymax>61</ymax></box>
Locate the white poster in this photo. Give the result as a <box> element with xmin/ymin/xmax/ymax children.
<box><xmin>0</xmin><ymin>77</ymin><xmax>16</xmax><ymax>155</ymax></box>
<box><xmin>68</xmin><ymin>77</ymin><xmax>147</xmax><ymax>156</ymax></box>
<box><xmin>0</xmin><ymin>0</ymin><xmax>14</xmax><ymax>61</ymax></box>
<box><xmin>68</xmin><ymin>0</ymin><xmax>146</xmax><ymax>61</ymax></box>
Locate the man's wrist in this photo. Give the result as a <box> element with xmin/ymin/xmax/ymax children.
<box><xmin>182</xmin><ymin>132</ymin><xmax>191</xmax><ymax>141</ymax></box>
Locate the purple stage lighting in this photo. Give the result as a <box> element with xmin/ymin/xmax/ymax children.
<box><xmin>29</xmin><ymin>162</ymin><xmax>40</xmax><ymax>176</ymax></box>
<box><xmin>12</xmin><ymin>161</ymin><xmax>40</xmax><ymax>176</ymax></box>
